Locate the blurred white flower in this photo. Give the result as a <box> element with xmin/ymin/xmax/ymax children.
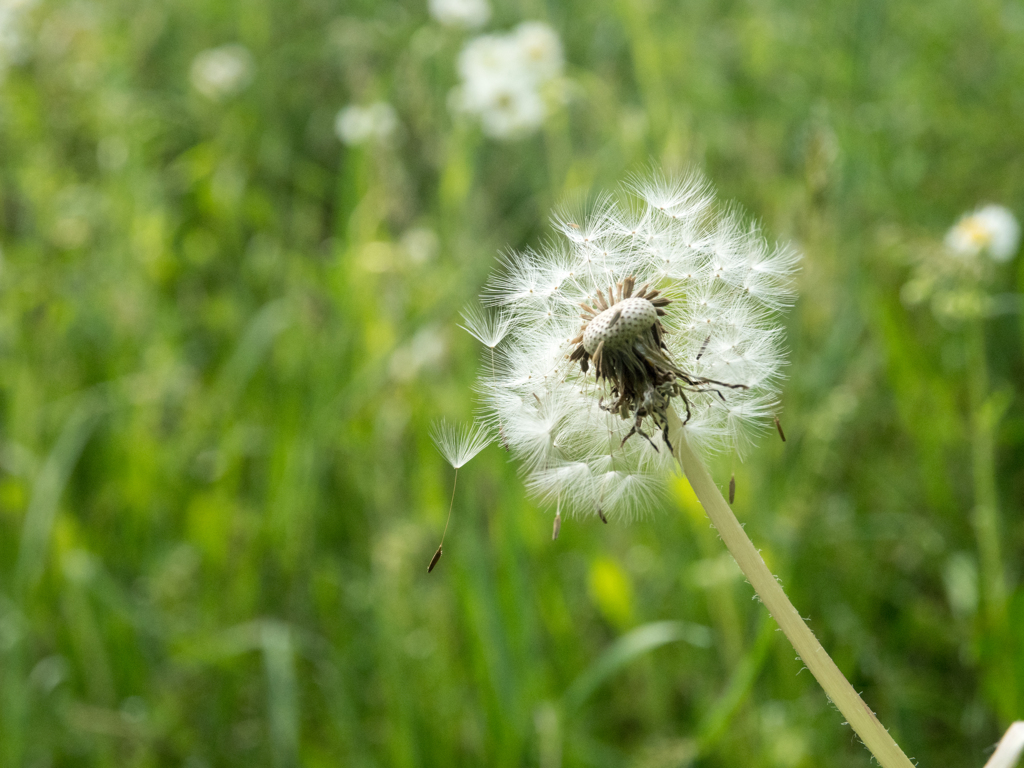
<box><xmin>452</xmin><ymin>22</ymin><xmax>564</xmax><ymax>139</ymax></box>
<box><xmin>471</xmin><ymin>172</ymin><xmax>799</xmax><ymax>521</ymax></box>
<box><xmin>335</xmin><ymin>102</ymin><xmax>399</xmax><ymax>146</ymax></box>
<box><xmin>475</xmin><ymin>81</ymin><xmax>546</xmax><ymax>138</ymax></box>
<box><xmin>190</xmin><ymin>44</ymin><xmax>254</xmax><ymax>101</ymax></box>
<box><xmin>400</xmin><ymin>227</ymin><xmax>440</xmax><ymax>264</ymax></box>
<box><xmin>0</xmin><ymin>0</ymin><xmax>37</xmax><ymax>72</ymax></box>
<box><xmin>514</xmin><ymin>21</ymin><xmax>563</xmax><ymax>82</ymax></box>
<box><xmin>945</xmin><ymin>205</ymin><xmax>1020</xmax><ymax>262</ymax></box>
<box><xmin>429</xmin><ymin>0</ymin><xmax>490</xmax><ymax>29</ymax></box>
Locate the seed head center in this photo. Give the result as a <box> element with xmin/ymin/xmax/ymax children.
<box><xmin>582</xmin><ymin>297</ymin><xmax>658</xmax><ymax>355</ymax></box>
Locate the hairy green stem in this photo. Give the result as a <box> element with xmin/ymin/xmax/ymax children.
<box><xmin>984</xmin><ymin>722</ymin><xmax>1024</xmax><ymax>768</ymax></box>
<box><xmin>668</xmin><ymin>409</ymin><xmax>913</xmax><ymax>768</ymax></box>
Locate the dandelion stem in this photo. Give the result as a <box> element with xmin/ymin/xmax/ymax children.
<box><xmin>667</xmin><ymin>409</ymin><xmax>914</xmax><ymax>768</ymax></box>
<box><xmin>984</xmin><ymin>722</ymin><xmax>1024</xmax><ymax>768</ymax></box>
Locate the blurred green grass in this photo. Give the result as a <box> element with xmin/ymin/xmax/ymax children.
<box><xmin>0</xmin><ymin>0</ymin><xmax>1023</xmax><ymax>765</ymax></box>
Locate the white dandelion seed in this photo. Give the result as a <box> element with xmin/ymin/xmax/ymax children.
<box><xmin>474</xmin><ymin>170</ymin><xmax>799</xmax><ymax>523</ymax></box>
<box><xmin>426</xmin><ymin>419</ymin><xmax>492</xmax><ymax>572</ymax></box>
<box><xmin>946</xmin><ymin>204</ymin><xmax>1020</xmax><ymax>262</ymax></box>
<box><xmin>460</xmin><ymin>304</ymin><xmax>513</xmax><ymax>349</ymax></box>
<box><xmin>430</xmin><ymin>419</ymin><xmax>491</xmax><ymax>469</ymax></box>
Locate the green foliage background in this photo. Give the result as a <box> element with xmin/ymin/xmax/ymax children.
<box><xmin>1</xmin><ymin>0</ymin><xmax>1023</xmax><ymax>765</ymax></box>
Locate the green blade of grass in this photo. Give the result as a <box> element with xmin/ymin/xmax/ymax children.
<box><xmin>562</xmin><ymin>620</ymin><xmax>712</xmax><ymax>715</ymax></box>
<box><xmin>14</xmin><ymin>396</ymin><xmax>106</xmax><ymax>597</ymax></box>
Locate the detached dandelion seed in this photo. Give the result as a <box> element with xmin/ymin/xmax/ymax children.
<box><xmin>427</xmin><ymin>420</ymin><xmax>491</xmax><ymax>572</ymax></box>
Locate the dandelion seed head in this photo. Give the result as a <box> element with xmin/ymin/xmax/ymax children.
<box><xmin>474</xmin><ymin>170</ymin><xmax>799</xmax><ymax>520</ymax></box>
<box><xmin>582</xmin><ymin>297</ymin><xmax>659</xmax><ymax>354</ymax></box>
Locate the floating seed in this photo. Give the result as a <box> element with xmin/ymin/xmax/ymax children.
<box><xmin>427</xmin><ymin>546</ymin><xmax>443</xmax><ymax>573</ymax></box>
